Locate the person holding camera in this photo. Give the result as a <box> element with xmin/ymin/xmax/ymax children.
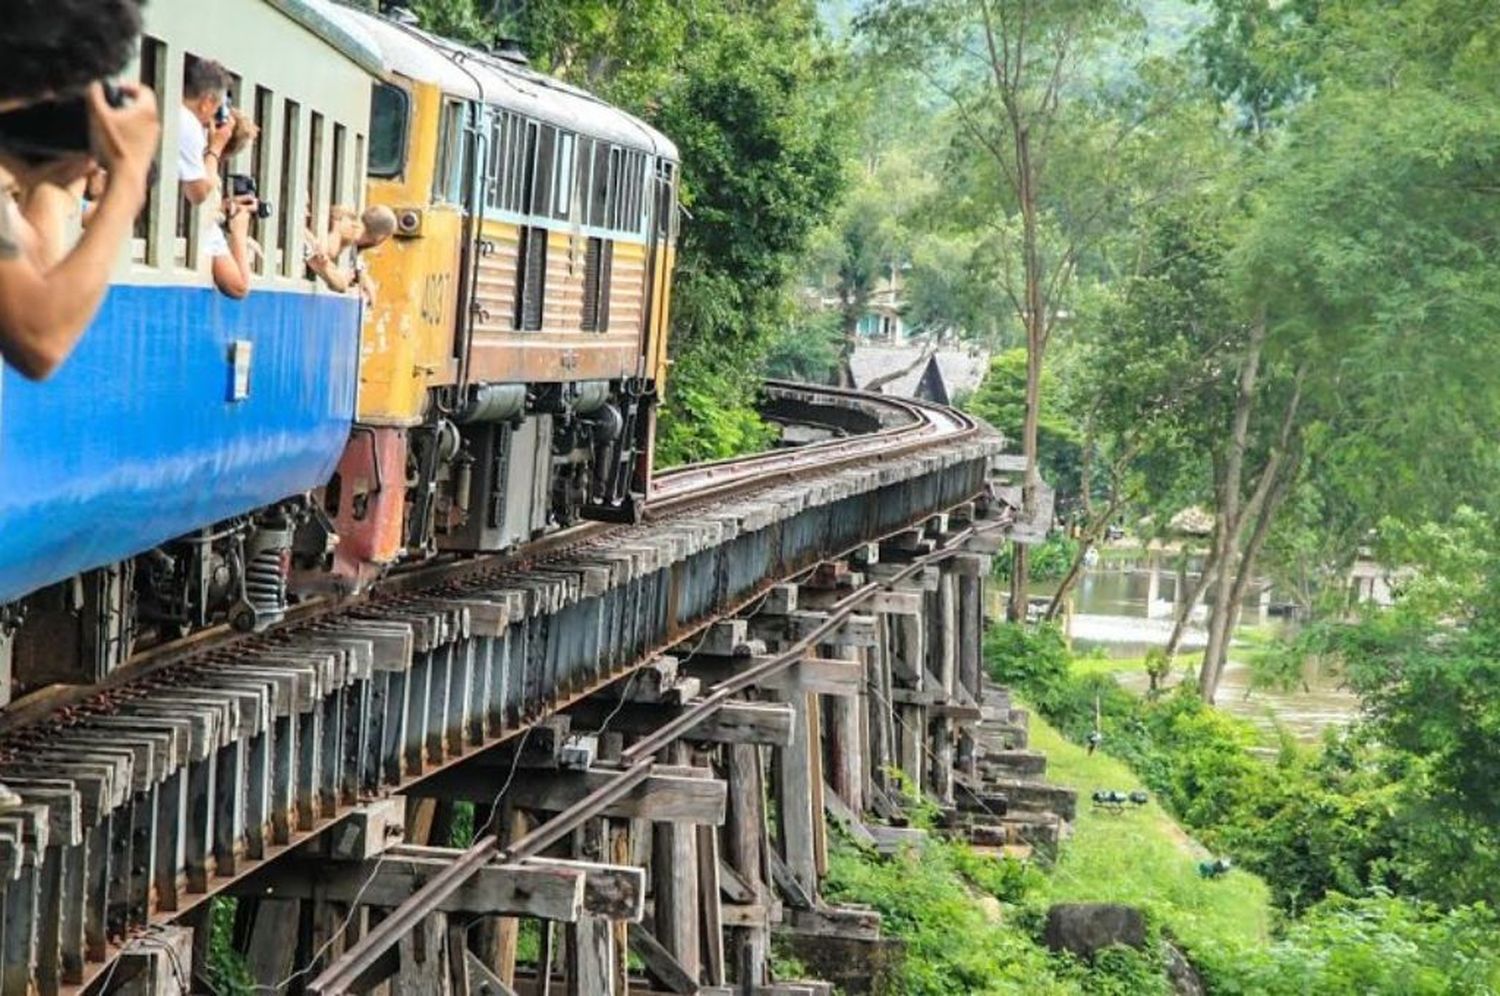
<box><xmin>179</xmin><ymin>58</ymin><xmax>234</xmax><ymax>207</ymax></box>
<box><xmin>207</xmin><ymin>191</ymin><xmax>258</xmax><ymax>300</ymax></box>
<box><xmin>0</xmin><ymin>0</ymin><xmax>160</xmax><ymax>381</ymax></box>
<box><xmin>204</xmin><ymin>111</ymin><xmax>265</xmax><ymax>300</ymax></box>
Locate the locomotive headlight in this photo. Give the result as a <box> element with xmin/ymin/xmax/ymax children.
<box><xmin>395</xmin><ymin>207</ymin><xmax>424</xmax><ymax>238</ymax></box>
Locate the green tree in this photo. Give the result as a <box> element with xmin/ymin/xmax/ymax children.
<box><xmin>859</xmin><ymin>0</ymin><xmax>1220</xmax><ymax>623</ymax></box>
<box><xmin>1193</xmin><ymin>0</ymin><xmax>1500</xmax><ymax>699</ymax></box>
<box><xmin>967</xmin><ymin>348</ymin><xmax>1081</xmax><ymax>499</ymax></box>
<box><xmin>413</xmin><ymin>0</ymin><xmax>853</xmax><ymax>464</ymax></box>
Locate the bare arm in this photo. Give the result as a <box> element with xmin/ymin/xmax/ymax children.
<box><xmin>211</xmin><ymin>208</ymin><xmax>254</xmax><ymax>300</ymax></box>
<box><xmin>181</xmin><ymin>174</ymin><xmax>216</xmax><ymax>205</ymax></box>
<box><xmin>0</xmin><ymin>86</ymin><xmax>159</xmax><ymax>379</ymax></box>
<box><xmin>181</xmin><ymin>120</ymin><xmax>231</xmax><ymax>205</ymax></box>
<box><xmin>305</xmin><ymin>240</ymin><xmax>355</xmax><ymax>294</ymax></box>
<box><xmin>19</xmin><ymin>165</ymin><xmax>89</xmax><ymax>267</ymax></box>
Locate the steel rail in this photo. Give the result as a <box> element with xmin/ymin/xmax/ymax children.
<box><xmin>309</xmin><ymin>760</ymin><xmax>655</xmax><ymax>994</ymax></box>
<box><xmin>309</xmin><ymin>523</ymin><xmax>986</xmax><ymax>994</ymax></box>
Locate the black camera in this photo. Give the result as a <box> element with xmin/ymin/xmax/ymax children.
<box><xmin>0</xmin><ymin>82</ymin><xmax>126</xmax><ymax>164</ymax></box>
<box><xmin>228</xmin><ymin>174</ymin><xmax>272</xmax><ymax>220</ymax></box>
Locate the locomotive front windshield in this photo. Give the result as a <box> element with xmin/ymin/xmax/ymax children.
<box><xmin>367</xmin><ymin>81</ymin><xmax>409</xmax><ymax>178</ymax></box>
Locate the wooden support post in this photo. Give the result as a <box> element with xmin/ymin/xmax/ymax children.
<box><xmin>609</xmin><ymin>821</ymin><xmax>631</xmax><ymax>996</ymax></box>
<box><xmin>807</xmin><ymin>696</ymin><xmax>828</xmax><ymax>879</ymax></box>
<box><xmin>823</xmin><ymin>645</ymin><xmax>865</xmax><ymax>816</ymax></box>
<box><xmin>242</xmin><ymin>898</ymin><xmax>299</xmax><ymax>988</ymax></box>
<box><xmin>890</xmin><ymin>608</ymin><xmax>927</xmax><ymax>797</ymax></box>
<box><xmin>723</xmin><ymin>743</ymin><xmax>769</xmax><ymax>988</ymax></box>
<box><xmin>956</xmin><ymin>571</ymin><xmax>983</xmax><ymax>776</ymax></box>
<box><xmin>567</xmin><ymin>818</ymin><xmax>618</xmax><ymax>996</ymax></box>
<box><xmin>865</xmin><ymin>616</ymin><xmax>895</xmax><ymax>801</ymax></box>
<box><xmin>652</xmin><ymin>746</ymin><xmax>700</xmax><ymax>982</ymax></box>
<box><xmin>566</xmin><ymin>913</ymin><xmax>614</xmax><ymax>996</ymax></box>
<box><xmin>490</xmin><ymin>809</ymin><xmax>530</xmax><ymax>987</ymax></box>
<box><xmin>773</xmin><ymin>689</ymin><xmax>819</xmax><ymax>900</ymax></box>
<box><xmin>697</xmin><ymin>822</ymin><xmax>726</xmax><ymax>985</ymax></box>
<box><xmin>392</xmin><ymin>912</ymin><xmax>450</xmax><ymax>996</ymax></box>
<box><xmin>930</xmin><ymin>571</ymin><xmax>959</xmax><ymax>805</ymax></box>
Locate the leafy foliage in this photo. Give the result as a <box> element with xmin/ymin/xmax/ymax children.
<box><xmin>1227</xmin><ymin>895</ymin><xmax>1500</xmax><ymax>996</ymax></box>
<box><xmin>968</xmin><ymin>349</ymin><xmax>1084</xmax><ymax>497</ymax></box>
<box><xmin>654</xmin><ymin>340</ymin><xmax>775</xmax><ymax>465</ymax></box>
<box><xmin>825</xmin><ymin>829</ymin><xmax>1159</xmax><ymax>995</ymax></box>
<box><xmin>207</xmin><ymin>897</ymin><xmax>255</xmax><ymax>995</ymax></box>
<box><xmin>991</xmin><ymin>621</ymin><xmax>1500</xmax><ymax>989</ymax></box>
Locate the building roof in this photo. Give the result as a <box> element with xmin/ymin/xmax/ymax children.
<box><xmin>849</xmin><ymin>345</ymin><xmax>989</xmax><ymax>403</ymax></box>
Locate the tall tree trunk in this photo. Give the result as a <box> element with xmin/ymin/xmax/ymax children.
<box><xmin>836</xmin><ymin>309</ymin><xmax>860</xmax><ymax>388</ymax></box>
<box><xmin>1044</xmin><ymin>492</ymin><xmax>1126</xmax><ymax>621</ymax></box>
<box><xmin>1008</xmin><ymin>121</ymin><xmax>1046</xmax><ymax>625</ymax></box>
<box><xmin>1201</xmin><ymin>367</ymin><xmax>1306</xmax><ymax>697</ymax></box>
<box><xmin>1199</xmin><ymin>313</ymin><xmax>1267</xmax><ymax>702</ymax></box>
<box><xmin>1078</xmin><ymin>412</ymin><xmax>1096</xmax><ymax>522</ymax></box>
<box><xmin>1164</xmin><ymin>544</ymin><xmax>1217</xmax><ymax>663</ymax></box>
<box><xmin>1203</xmin><ymin>450</ymin><xmax>1300</xmax><ymax>694</ymax></box>
<box><xmin>1008</xmin><ymin>545</ymin><xmax>1030</xmax><ymax>622</ymax></box>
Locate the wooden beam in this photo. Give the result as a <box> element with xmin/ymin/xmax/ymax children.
<box><xmin>626</xmin><ymin>923</ymin><xmax>698</xmax><ymax>994</ymax></box>
<box><xmin>232</xmin><ymin>851</ymin><xmax>644</xmax><ymax>921</ymax></box>
<box><xmin>565</xmin><ymin>700</ymin><xmax>794</xmax><ymax>748</ymax></box>
<box><xmin>465</xmin><ymin>949</ymin><xmax>519</xmax><ymax>996</ymax></box>
<box><xmin>407</xmin><ymin>768</ymin><xmax>727</xmax><ymax>825</ymax></box>
<box><xmin>539</xmin><ymin>857</ymin><xmax>647</xmax><ymax>922</ymax></box>
<box><xmin>322</xmin><ymin>796</ymin><xmax>406</xmax><ymax>861</ymax></box>
<box><xmin>798</xmin><ymin>590</ymin><xmax>922</xmax><ymax>616</ymax></box>
<box><xmin>687</xmin><ymin>657</ymin><xmax>861</xmax><ymax>697</ymax></box>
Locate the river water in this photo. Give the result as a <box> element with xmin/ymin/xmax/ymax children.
<box><xmin>1023</xmin><ymin>556</ymin><xmax>1360</xmax><ymax>742</ymax></box>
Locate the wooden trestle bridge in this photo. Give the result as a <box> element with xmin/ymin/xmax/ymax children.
<box><xmin>0</xmin><ymin>382</ymin><xmax>1047</xmax><ymax>996</ymax></box>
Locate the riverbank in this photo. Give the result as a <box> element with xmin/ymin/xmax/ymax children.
<box><xmin>1070</xmin><ymin>637</ymin><xmax>1359</xmax><ymax>743</ymax></box>
<box><xmin>820</xmin><ymin>697</ymin><xmax>1271</xmax><ymax>994</ymax></box>
<box><xmin>983</xmin><ymin>622</ymin><xmax>1500</xmax><ymax>993</ymax></box>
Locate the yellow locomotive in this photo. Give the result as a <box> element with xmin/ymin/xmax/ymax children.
<box><xmin>311</xmin><ymin>4</ymin><xmax>679</xmax><ymax>591</ymax></box>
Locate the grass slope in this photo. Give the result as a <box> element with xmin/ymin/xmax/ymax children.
<box><xmin>1029</xmin><ymin>712</ymin><xmax>1273</xmax><ymax>959</ymax></box>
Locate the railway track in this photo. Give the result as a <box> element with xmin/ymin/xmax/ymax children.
<box><xmin>0</xmin><ymin>382</ymin><xmax>1004</xmax><ymax>995</ymax></box>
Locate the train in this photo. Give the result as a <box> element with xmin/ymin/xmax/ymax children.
<box><xmin>0</xmin><ymin>0</ymin><xmax>680</xmax><ymax>700</ymax></box>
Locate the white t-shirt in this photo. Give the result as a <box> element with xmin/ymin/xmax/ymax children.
<box><xmin>203</xmin><ymin>222</ymin><xmax>229</xmax><ymax>261</ymax></box>
<box><xmin>178</xmin><ymin>105</ymin><xmax>207</xmax><ymax>184</ymax></box>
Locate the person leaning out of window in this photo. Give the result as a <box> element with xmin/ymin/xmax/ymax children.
<box><xmin>0</xmin><ymin>0</ymin><xmax>160</xmax><ymax>381</ymax></box>
<box><xmin>204</xmin><ymin>109</ymin><xmax>261</xmax><ymax>300</ymax></box>
<box><xmin>305</xmin><ymin>203</ymin><xmax>396</xmax><ymax>305</ymax></box>
<box><xmin>178</xmin><ymin>58</ymin><xmax>233</xmax><ymax>208</ymax></box>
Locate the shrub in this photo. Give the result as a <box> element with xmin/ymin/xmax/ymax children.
<box><xmin>1221</xmin><ymin>895</ymin><xmax>1500</xmax><ymax>995</ymax></box>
